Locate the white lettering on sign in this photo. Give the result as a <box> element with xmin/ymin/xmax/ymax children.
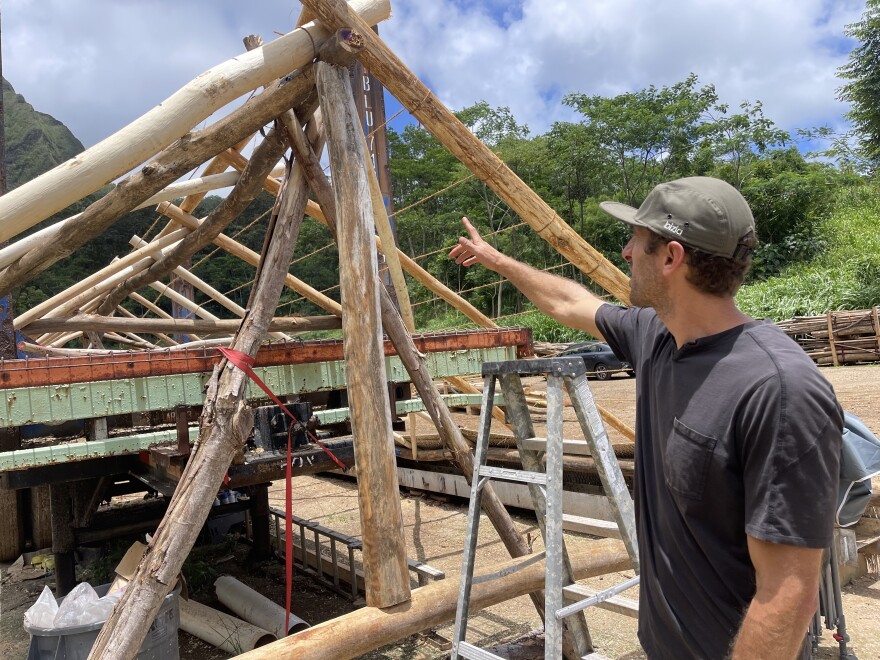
<box><xmin>363</xmin><ymin>75</ymin><xmax>371</xmax><ymax>91</ymax></box>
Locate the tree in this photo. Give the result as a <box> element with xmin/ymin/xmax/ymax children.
<box><xmin>705</xmin><ymin>100</ymin><xmax>789</xmax><ymax>189</ymax></box>
<box><xmin>838</xmin><ymin>0</ymin><xmax>880</xmax><ymax>171</ymax></box>
<box><xmin>562</xmin><ymin>74</ymin><xmax>718</xmax><ymax>205</ymax></box>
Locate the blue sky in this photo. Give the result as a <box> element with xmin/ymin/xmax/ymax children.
<box><xmin>2</xmin><ymin>0</ymin><xmax>867</xmax><ymax>157</ymax></box>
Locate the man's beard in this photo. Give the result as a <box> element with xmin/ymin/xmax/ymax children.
<box><xmin>630</xmin><ymin>266</ymin><xmax>671</xmax><ymax>316</ymax></box>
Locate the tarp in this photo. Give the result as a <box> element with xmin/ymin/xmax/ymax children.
<box><xmin>837</xmin><ymin>412</ymin><xmax>880</xmax><ymax>527</ymax></box>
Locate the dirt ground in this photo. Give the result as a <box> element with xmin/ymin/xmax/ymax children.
<box><xmin>2</xmin><ymin>363</ymin><xmax>879</xmax><ymax>659</ymax></box>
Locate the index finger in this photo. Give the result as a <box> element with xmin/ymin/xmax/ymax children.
<box><xmin>461</xmin><ymin>216</ymin><xmax>481</xmax><ymax>241</ymax></box>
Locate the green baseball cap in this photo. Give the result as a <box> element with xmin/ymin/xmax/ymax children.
<box><xmin>599</xmin><ymin>176</ymin><xmax>756</xmax><ymax>259</ymax></box>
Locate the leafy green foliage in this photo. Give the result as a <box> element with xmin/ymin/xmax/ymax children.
<box><xmin>838</xmin><ymin>0</ymin><xmax>880</xmax><ymax>171</ymax></box>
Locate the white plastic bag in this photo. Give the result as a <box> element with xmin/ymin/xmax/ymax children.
<box><xmin>23</xmin><ymin>585</ymin><xmax>59</xmax><ymax>629</ymax></box>
<box><xmin>54</xmin><ymin>582</ymin><xmax>99</xmax><ymax>628</ymax></box>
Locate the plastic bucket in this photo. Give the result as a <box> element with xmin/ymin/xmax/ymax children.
<box><xmin>24</xmin><ymin>583</ymin><xmax>180</xmax><ymax>660</ymax></box>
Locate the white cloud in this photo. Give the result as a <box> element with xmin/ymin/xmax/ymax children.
<box><xmin>2</xmin><ymin>0</ymin><xmax>869</xmax><ymax>153</ymax></box>
<box><xmin>383</xmin><ymin>0</ymin><xmax>868</xmax><ymax>136</ymax></box>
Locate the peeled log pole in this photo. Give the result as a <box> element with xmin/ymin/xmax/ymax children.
<box><xmin>96</xmin><ymin>127</ymin><xmax>289</xmax><ymax>315</ymax></box>
<box><xmin>300</xmin><ymin>0</ymin><xmax>631</xmax><ymax>304</ymax></box>
<box><xmin>0</xmin><ymin>60</ymin><xmax>319</xmax><ymax>298</ymax></box>
<box><xmin>316</xmin><ymin>60</ymin><xmax>410</xmax><ymax>608</ymax></box>
<box><xmin>25</xmin><ymin>314</ymin><xmax>340</xmax><ymax>335</ymax></box>
<box><xmin>236</xmin><ymin>538</ymin><xmax>631</xmax><ymax>660</ymax></box>
<box><xmin>159</xmin><ymin>201</ymin><xmax>342</xmax><ymax>316</ymax></box>
<box><xmin>87</xmin><ymin>164</ymin><xmax>312</xmax><ymax>660</ymax></box>
<box><xmin>0</xmin><ymin>0</ymin><xmax>390</xmax><ymax>246</ymax></box>
<box><xmin>284</xmin><ymin>96</ymin><xmax>538</xmax><ymax>615</ymax></box>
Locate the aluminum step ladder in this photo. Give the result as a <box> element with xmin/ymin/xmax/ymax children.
<box><xmin>451</xmin><ymin>357</ymin><xmax>640</xmax><ymax>660</ymax></box>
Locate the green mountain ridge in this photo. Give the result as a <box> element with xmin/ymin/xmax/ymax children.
<box><xmin>3</xmin><ymin>77</ymin><xmax>84</xmax><ymax>189</ymax></box>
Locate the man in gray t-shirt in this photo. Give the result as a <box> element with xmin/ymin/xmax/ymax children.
<box><xmin>450</xmin><ymin>176</ymin><xmax>841</xmax><ymax>659</ymax></box>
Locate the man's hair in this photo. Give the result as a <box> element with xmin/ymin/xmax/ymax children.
<box><xmin>644</xmin><ymin>230</ymin><xmax>757</xmax><ymax>297</ymax></box>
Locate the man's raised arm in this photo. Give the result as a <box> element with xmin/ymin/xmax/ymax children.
<box><xmin>448</xmin><ymin>217</ymin><xmax>609</xmax><ymax>338</ymax></box>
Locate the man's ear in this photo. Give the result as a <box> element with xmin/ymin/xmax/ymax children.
<box><xmin>662</xmin><ymin>241</ymin><xmax>688</xmax><ymax>274</ymax></box>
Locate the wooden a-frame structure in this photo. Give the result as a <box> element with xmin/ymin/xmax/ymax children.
<box><xmin>0</xmin><ymin>2</ymin><xmax>634</xmax><ymax>658</ymax></box>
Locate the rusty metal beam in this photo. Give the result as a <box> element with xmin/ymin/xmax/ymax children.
<box><xmin>4</xmin><ymin>328</ymin><xmax>532</xmax><ymax>390</ymax></box>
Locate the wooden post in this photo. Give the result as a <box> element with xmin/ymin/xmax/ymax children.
<box><xmin>50</xmin><ymin>483</ymin><xmax>77</xmax><ymax>597</ymax></box>
<box><xmin>299</xmin><ymin>0</ymin><xmax>631</xmax><ymax>304</ymax></box>
<box><xmin>316</xmin><ymin>60</ymin><xmax>410</xmax><ymax>609</ymax></box>
<box><xmin>283</xmin><ymin>96</ymin><xmax>539</xmax><ymax>615</ymax></box>
<box><xmin>250</xmin><ymin>483</ymin><xmax>272</xmax><ymax>562</ymax></box>
<box><xmin>88</xmin><ymin>158</ymin><xmax>313</xmax><ymax>660</ymax></box>
<box><xmin>827</xmin><ymin>311</ymin><xmax>839</xmax><ymax>367</ymax></box>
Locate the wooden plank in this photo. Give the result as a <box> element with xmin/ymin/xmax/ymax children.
<box><xmin>563</xmin><ymin>514</ymin><xmax>622</xmax><ymax>539</ymax></box>
<box><xmin>827</xmin><ymin>311</ymin><xmax>840</xmax><ymax>367</ymax></box>
<box><xmin>318</xmin><ymin>59</ymin><xmax>410</xmax><ymax>609</ymax></box>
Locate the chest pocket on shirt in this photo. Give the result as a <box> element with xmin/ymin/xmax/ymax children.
<box><xmin>664</xmin><ymin>417</ymin><xmax>718</xmax><ymax>501</ymax></box>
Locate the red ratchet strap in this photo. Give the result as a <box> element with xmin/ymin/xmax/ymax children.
<box><xmin>216</xmin><ymin>347</ymin><xmax>348</xmax><ymax>471</ymax></box>
<box><xmin>217</xmin><ymin>346</ymin><xmax>348</xmax><ymax>633</ymax></box>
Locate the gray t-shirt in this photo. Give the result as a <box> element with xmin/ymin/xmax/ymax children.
<box><xmin>596</xmin><ymin>304</ymin><xmax>842</xmax><ymax>660</ymax></box>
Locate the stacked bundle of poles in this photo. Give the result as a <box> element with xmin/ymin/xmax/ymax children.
<box><xmin>778</xmin><ymin>307</ymin><xmax>880</xmax><ymax>366</ymax></box>
<box><xmin>0</xmin><ymin>2</ymin><xmax>638</xmax><ymax>658</ymax></box>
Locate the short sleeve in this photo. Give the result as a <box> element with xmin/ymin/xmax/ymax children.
<box><xmin>739</xmin><ymin>374</ymin><xmax>842</xmax><ymax>549</ymax></box>
<box><xmin>595</xmin><ymin>304</ymin><xmax>656</xmax><ymax>366</ymax></box>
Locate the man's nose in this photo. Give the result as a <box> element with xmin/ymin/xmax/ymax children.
<box><xmin>622</xmin><ymin>239</ymin><xmax>634</xmax><ymax>263</ymax></box>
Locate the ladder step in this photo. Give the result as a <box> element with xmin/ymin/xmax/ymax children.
<box><xmin>563</xmin><ymin>514</ymin><xmax>621</xmax><ymax>539</ymax></box>
<box><xmin>520</xmin><ymin>436</ymin><xmax>592</xmax><ymax>456</ymax></box>
<box><xmin>478</xmin><ymin>464</ymin><xmax>547</xmax><ymax>485</ymax></box>
<box><xmin>563</xmin><ymin>584</ymin><xmax>639</xmax><ymax>619</ymax></box>
<box><xmin>561</xmin><ymin>579</ymin><xmax>640</xmax><ymax>619</ymax></box>
<box><xmin>456</xmin><ymin>641</ymin><xmax>506</xmax><ymax>660</ymax></box>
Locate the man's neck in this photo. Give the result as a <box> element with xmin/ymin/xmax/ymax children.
<box><xmin>658</xmin><ymin>293</ymin><xmax>753</xmax><ymax>348</ymax></box>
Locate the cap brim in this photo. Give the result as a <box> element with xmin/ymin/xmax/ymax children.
<box><xmin>599</xmin><ymin>201</ymin><xmax>644</xmax><ymax>227</ymax></box>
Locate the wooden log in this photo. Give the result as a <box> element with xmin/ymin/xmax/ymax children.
<box><xmin>827</xmin><ymin>311</ymin><xmax>840</xmax><ymax>367</ymax></box>
<box><xmin>130</xmin><ymin>235</ymin><xmax>290</xmax><ymax>341</ymax></box>
<box><xmin>14</xmin><ymin>229</ymin><xmax>188</xmax><ymax>329</ymax></box>
<box><xmin>159</xmin><ymin>202</ymin><xmax>343</xmax><ymax>316</ymax></box>
<box><xmin>317</xmin><ymin>60</ymin><xmax>410</xmax><ymax>609</ymax></box>
<box><xmin>0</xmin><ymin>167</ymin><xmax>284</xmax><ymax>271</ymax></box>
<box><xmin>0</xmin><ymin>61</ymin><xmax>318</xmax><ymax>298</ymax></box>
<box><xmin>25</xmin><ymin>314</ymin><xmax>340</xmax><ymax>335</ymax></box>
<box><xmin>285</xmin><ymin>94</ymin><xmax>538</xmax><ymax>615</ymax></box>
<box><xmin>96</xmin><ymin>128</ymin><xmax>289</xmax><ymax>315</ymax></box>
<box><xmin>235</xmin><ymin>538</ymin><xmax>631</xmax><ymax>660</ymax></box>
<box><xmin>299</xmin><ymin>0</ymin><xmax>632</xmax><ymax>305</ymax></box>
<box><xmin>0</xmin><ymin>0</ymin><xmax>390</xmax><ymax>246</ymax></box>
<box><xmin>88</xmin><ymin>153</ymin><xmax>313</xmax><ymax>660</ymax></box>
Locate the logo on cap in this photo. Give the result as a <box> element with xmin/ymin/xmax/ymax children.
<box><xmin>663</xmin><ymin>221</ymin><xmax>683</xmax><ymax>236</ymax></box>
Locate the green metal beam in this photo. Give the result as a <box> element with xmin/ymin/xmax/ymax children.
<box><xmin>0</xmin><ymin>347</ymin><xmax>515</xmax><ymax>429</ymax></box>
<box><xmin>0</xmin><ymin>392</ymin><xmax>505</xmax><ymax>471</ymax></box>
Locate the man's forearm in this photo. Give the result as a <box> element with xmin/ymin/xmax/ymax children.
<box><xmin>731</xmin><ymin>593</ymin><xmax>815</xmax><ymax>658</ymax></box>
<box><xmin>492</xmin><ymin>253</ymin><xmax>606</xmax><ymax>333</ymax></box>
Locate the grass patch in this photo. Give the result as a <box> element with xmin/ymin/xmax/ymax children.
<box><xmin>738</xmin><ymin>182</ymin><xmax>880</xmax><ymax>320</ymax></box>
